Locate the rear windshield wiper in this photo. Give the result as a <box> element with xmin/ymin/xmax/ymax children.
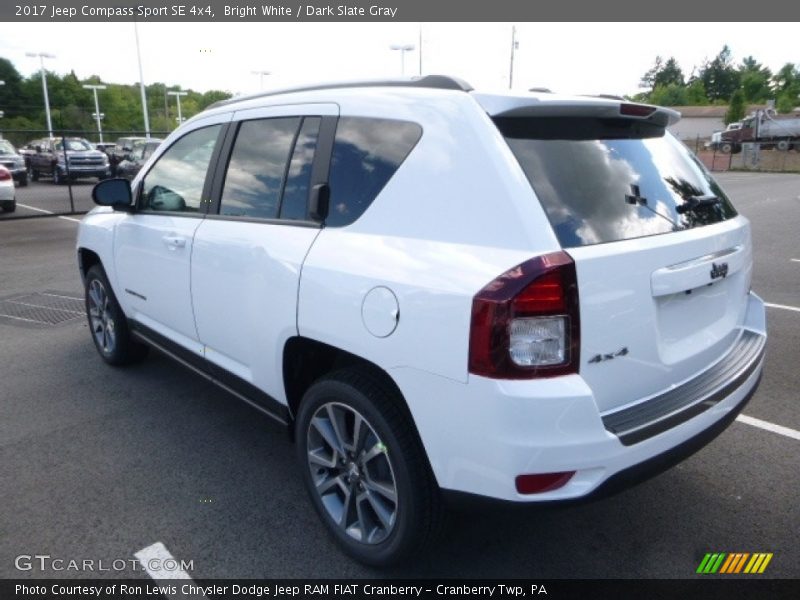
<box><xmin>624</xmin><ymin>184</ymin><xmax>682</xmax><ymax>230</ymax></box>
<box><xmin>676</xmin><ymin>194</ymin><xmax>720</xmax><ymax>214</ymax></box>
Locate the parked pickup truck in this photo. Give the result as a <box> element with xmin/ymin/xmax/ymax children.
<box><xmin>28</xmin><ymin>137</ymin><xmax>110</xmax><ymax>184</ymax></box>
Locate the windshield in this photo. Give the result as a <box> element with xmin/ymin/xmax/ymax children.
<box><xmin>54</xmin><ymin>139</ymin><xmax>93</xmax><ymax>152</ymax></box>
<box><xmin>0</xmin><ymin>140</ymin><xmax>16</xmax><ymax>154</ymax></box>
<box><xmin>496</xmin><ymin>117</ymin><xmax>737</xmax><ymax>248</ymax></box>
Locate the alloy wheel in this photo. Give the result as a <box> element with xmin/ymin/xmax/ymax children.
<box><xmin>306</xmin><ymin>402</ymin><xmax>398</xmax><ymax>545</ymax></box>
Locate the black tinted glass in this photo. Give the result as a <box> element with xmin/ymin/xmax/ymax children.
<box><xmin>221</xmin><ymin>117</ymin><xmax>300</xmax><ymax>219</ymax></box>
<box><xmin>326</xmin><ymin>117</ymin><xmax>422</xmax><ymax>227</ymax></box>
<box><xmin>498</xmin><ymin>117</ymin><xmax>737</xmax><ymax>248</ymax></box>
<box><xmin>279</xmin><ymin>117</ymin><xmax>321</xmax><ymax>221</ymax></box>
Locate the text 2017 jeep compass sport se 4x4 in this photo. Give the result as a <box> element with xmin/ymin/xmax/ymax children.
<box><xmin>77</xmin><ymin>76</ymin><xmax>767</xmax><ymax>566</ymax></box>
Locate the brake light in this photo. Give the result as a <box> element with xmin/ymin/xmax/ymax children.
<box><xmin>620</xmin><ymin>103</ymin><xmax>656</xmax><ymax>118</ymax></box>
<box><xmin>0</xmin><ymin>167</ymin><xmax>11</xmax><ymax>181</ymax></box>
<box><xmin>468</xmin><ymin>251</ymin><xmax>580</xmax><ymax>379</ymax></box>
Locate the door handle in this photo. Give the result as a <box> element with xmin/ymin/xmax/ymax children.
<box><xmin>162</xmin><ymin>235</ymin><xmax>187</xmax><ymax>249</ymax></box>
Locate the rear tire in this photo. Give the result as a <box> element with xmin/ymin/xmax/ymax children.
<box><xmin>295</xmin><ymin>368</ymin><xmax>442</xmax><ymax>566</ymax></box>
<box><xmin>1</xmin><ymin>200</ymin><xmax>15</xmax><ymax>213</ymax></box>
<box><xmin>776</xmin><ymin>140</ymin><xmax>790</xmax><ymax>152</ymax></box>
<box><xmin>53</xmin><ymin>167</ymin><xmax>64</xmax><ymax>185</ymax></box>
<box><xmin>18</xmin><ymin>174</ymin><xmax>28</xmax><ymax>187</ymax></box>
<box><xmin>84</xmin><ymin>264</ymin><xmax>148</xmax><ymax>366</ymax></box>
<box><xmin>30</xmin><ymin>167</ymin><xmax>39</xmax><ymax>182</ymax></box>
<box><xmin>720</xmin><ymin>142</ymin><xmax>733</xmax><ymax>154</ymax></box>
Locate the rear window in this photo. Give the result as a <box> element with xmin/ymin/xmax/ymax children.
<box><xmin>496</xmin><ymin>117</ymin><xmax>737</xmax><ymax>248</ymax></box>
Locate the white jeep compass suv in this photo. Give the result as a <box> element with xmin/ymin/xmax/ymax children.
<box><xmin>77</xmin><ymin>76</ymin><xmax>767</xmax><ymax>566</ymax></box>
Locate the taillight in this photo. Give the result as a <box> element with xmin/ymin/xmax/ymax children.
<box><xmin>468</xmin><ymin>251</ymin><xmax>580</xmax><ymax>379</ymax></box>
<box><xmin>0</xmin><ymin>168</ymin><xmax>11</xmax><ymax>181</ymax></box>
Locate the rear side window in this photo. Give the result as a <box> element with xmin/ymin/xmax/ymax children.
<box><xmin>497</xmin><ymin>117</ymin><xmax>737</xmax><ymax>248</ymax></box>
<box><xmin>326</xmin><ymin>117</ymin><xmax>422</xmax><ymax>227</ymax></box>
<box><xmin>221</xmin><ymin>117</ymin><xmax>300</xmax><ymax>219</ymax></box>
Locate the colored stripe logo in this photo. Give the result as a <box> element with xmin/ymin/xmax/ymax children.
<box><xmin>697</xmin><ymin>552</ymin><xmax>773</xmax><ymax>574</ymax></box>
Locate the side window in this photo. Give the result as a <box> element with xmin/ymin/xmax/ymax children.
<box><xmin>220</xmin><ymin>117</ymin><xmax>300</xmax><ymax>219</ymax></box>
<box><xmin>280</xmin><ymin>117</ymin><xmax>321</xmax><ymax>221</ymax></box>
<box><xmin>141</xmin><ymin>125</ymin><xmax>221</xmax><ymax>213</ymax></box>
<box><xmin>326</xmin><ymin>117</ymin><xmax>422</xmax><ymax>227</ymax></box>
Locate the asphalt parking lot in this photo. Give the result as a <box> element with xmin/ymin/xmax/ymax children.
<box><xmin>0</xmin><ymin>173</ymin><xmax>798</xmax><ymax>580</ymax></box>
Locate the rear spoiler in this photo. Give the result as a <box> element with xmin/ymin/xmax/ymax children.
<box><xmin>472</xmin><ymin>93</ymin><xmax>680</xmax><ymax>128</ymax></box>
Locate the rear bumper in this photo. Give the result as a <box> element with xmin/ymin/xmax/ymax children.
<box><xmin>392</xmin><ymin>292</ymin><xmax>767</xmax><ymax>503</ymax></box>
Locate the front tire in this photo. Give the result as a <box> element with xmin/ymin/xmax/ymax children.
<box><xmin>295</xmin><ymin>369</ymin><xmax>442</xmax><ymax>566</ymax></box>
<box><xmin>84</xmin><ymin>264</ymin><xmax>148</xmax><ymax>366</ymax></box>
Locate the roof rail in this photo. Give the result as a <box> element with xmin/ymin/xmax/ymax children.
<box><xmin>208</xmin><ymin>75</ymin><xmax>473</xmax><ymax>109</ymax></box>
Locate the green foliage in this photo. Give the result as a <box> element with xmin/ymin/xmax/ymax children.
<box><xmin>640</xmin><ymin>56</ymin><xmax>684</xmax><ymax>90</ymax></box>
<box><xmin>649</xmin><ymin>84</ymin><xmax>688</xmax><ymax>107</ymax></box>
<box><xmin>700</xmin><ymin>45</ymin><xmax>741</xmax><ymax>102</ymax></box>
<box><xmin>685</xmin><ymin>80</ymin><xmax>709</xmax><ymax>105</ymax></box>
<box><xmin>776</xmin><ymin>93</ymin><xmax>796</xmax><ymax>114</ymax></box>
<box><xmin>725</xmin><ymin>90</ymin><xmax>746</xmax><ymax>124</ymax></box>
<box><xmin>0</xmin><ymin>55</ymin><xmax>233</xmax><ymax>137</ymax></box>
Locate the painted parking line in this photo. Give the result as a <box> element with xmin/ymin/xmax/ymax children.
<box><xmin>134</xmin><ymin>541</ymin><xmax>195</xmax><ymax>579</ymax></box>
<box><xmin>16</xmin><ymin>203</ymin><xmax>82</xmax><ymax>223</ymax></box>
<box><xmin>791</xmin><ymin>259</ymin><xmax>800</xmax><ymax>263</ymax></box>
<box><xmin>765</xmin><ymin>302</ymin><xmax>800</xmax><ymax>314</ymax></box>
<box><xmin>737</xmin><ymin>415</ymin><xmax>800</xmax><ymax>442</ymax></box>
<box><xmin>135</xmin><ymin>542</ymin><xmax>205</xmax><ymax>599</ymax></box>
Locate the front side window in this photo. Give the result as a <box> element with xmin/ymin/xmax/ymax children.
<box><xmin>141</xmin><ymin>125</ymin><xmax>221</xmax><ymax>213</ymax></box>
<box><xmin>220</xmin><ymin>117</ymin><xmax>300</xmax><ymax>219</ymax></box>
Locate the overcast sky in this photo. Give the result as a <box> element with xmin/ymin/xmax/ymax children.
<box><xmin>0</xmin><ymin>22</ymin><xmax>796</xmax><ymax>97</ymax></box>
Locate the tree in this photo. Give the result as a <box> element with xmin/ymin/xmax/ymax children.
<box><xmin>725</xmin><ymin>90</ymin><xmax>746</xmax><ymax>125</ymax></box>
<box><xmin>640</xmin><ymin>56</ymin><xmax>684</xmax><ymax>91</ymax></box>
<box><xmin>685</xmin><ymin>79</ymin><xmax>709</xmax><ymax>105</ymax></box>
<box><xmin>699</xmin><ymin>45</ymin><xmax>740</xmax><ymax>102</ymax></box>
<box><xmin>738</xmin><ymin>56</ymin><xmax>772</xmax><ymax>103</ymax></box>
<box><xmin>649</xmin><ymin>84</ymin><xmax>688</xmax><ymax>106</ymax></box>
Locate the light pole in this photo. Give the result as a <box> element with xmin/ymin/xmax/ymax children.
<box><xmin>0</xmin><ymin>80</ymin><xmax>4</xmax><ymax>120</ymax></box>
<box><xmin>251</xmin><ymin>70</ymin><xmax>270</xmax><ymax>91</ymax></box>
<box><xmin>133</xmin><ymin>20</ymin><xmax>150</xmax><ymax>137</ymax></box>
<box><xmin>25</xmin><ymin>52</ymin><xmax>56</xmax><ymax>138</ymax></box>
<box><xmin>389</xmin><ymin>44</ymin><xmax>415</xmax><ymax>77</ymax></box>
<box><xmin>509</xmin><ymin>26</ymin><xmax>518</xmax><ymax>90</ymax></box>
<box><xmin>83</xmin><ymin>84</ymin><xmax>107</xmax><ymax>143</ymax></box>
<box><xmin>167</xmin><ymin>90</ymin><xmax>188</xmax><ymax>126</ymax></box>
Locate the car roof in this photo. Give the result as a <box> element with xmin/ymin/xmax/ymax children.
<box><xmin>202</xmin><ymin>74</ymin><xmax>679</xmax><ymax>128</ymax></box>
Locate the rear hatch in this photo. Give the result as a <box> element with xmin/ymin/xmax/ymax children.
<box><xmin>484</xmin><ymin>95</ymin><xmax>752</xmax><ymax>413</ymax></box>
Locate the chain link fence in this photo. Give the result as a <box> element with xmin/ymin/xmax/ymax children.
<box><xmin>0</xmin><ymin>129</ymin><xmax>169</xmax><ymax>221</ymax></box>
<box><xmin>683</xmin><ymin>135</ymin><xmax>800</xmax><ymax>173</ymax></box>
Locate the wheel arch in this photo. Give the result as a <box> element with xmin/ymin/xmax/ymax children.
<box><xmin>77</xmin><ymin>247</ymin><xmax>102</xmax><ymax>284</ymax></box>
<box><xmin>282</xmin><ymin>337</ymin><xmax>421</xmax><ymax>445</ymax></box>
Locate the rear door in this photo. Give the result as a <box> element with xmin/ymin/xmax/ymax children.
<box><xmin>496</xmin><ymin>112</ymin><xmax>752</xmax><ymax>413</ymax></box>
<box><xmin>191</xmin><ymin>103</ymin><xmax>338</xmax><ymax>406</ymax></box>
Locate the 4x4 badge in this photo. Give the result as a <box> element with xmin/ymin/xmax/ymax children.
<box><xmin>710</xmin><ymin>262</ymin><xmax>729</xmax><ymax>279</ymax></box>
<box><xmin>588</xmin><ymin>347</ymin><xmax>629</xmax><ymax>364</ymax></box>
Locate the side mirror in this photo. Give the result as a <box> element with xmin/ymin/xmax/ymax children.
<box><xmin>92</xmin><ymin>178</ymin><xmax>134</xmax><ymax>212</ymax></box>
